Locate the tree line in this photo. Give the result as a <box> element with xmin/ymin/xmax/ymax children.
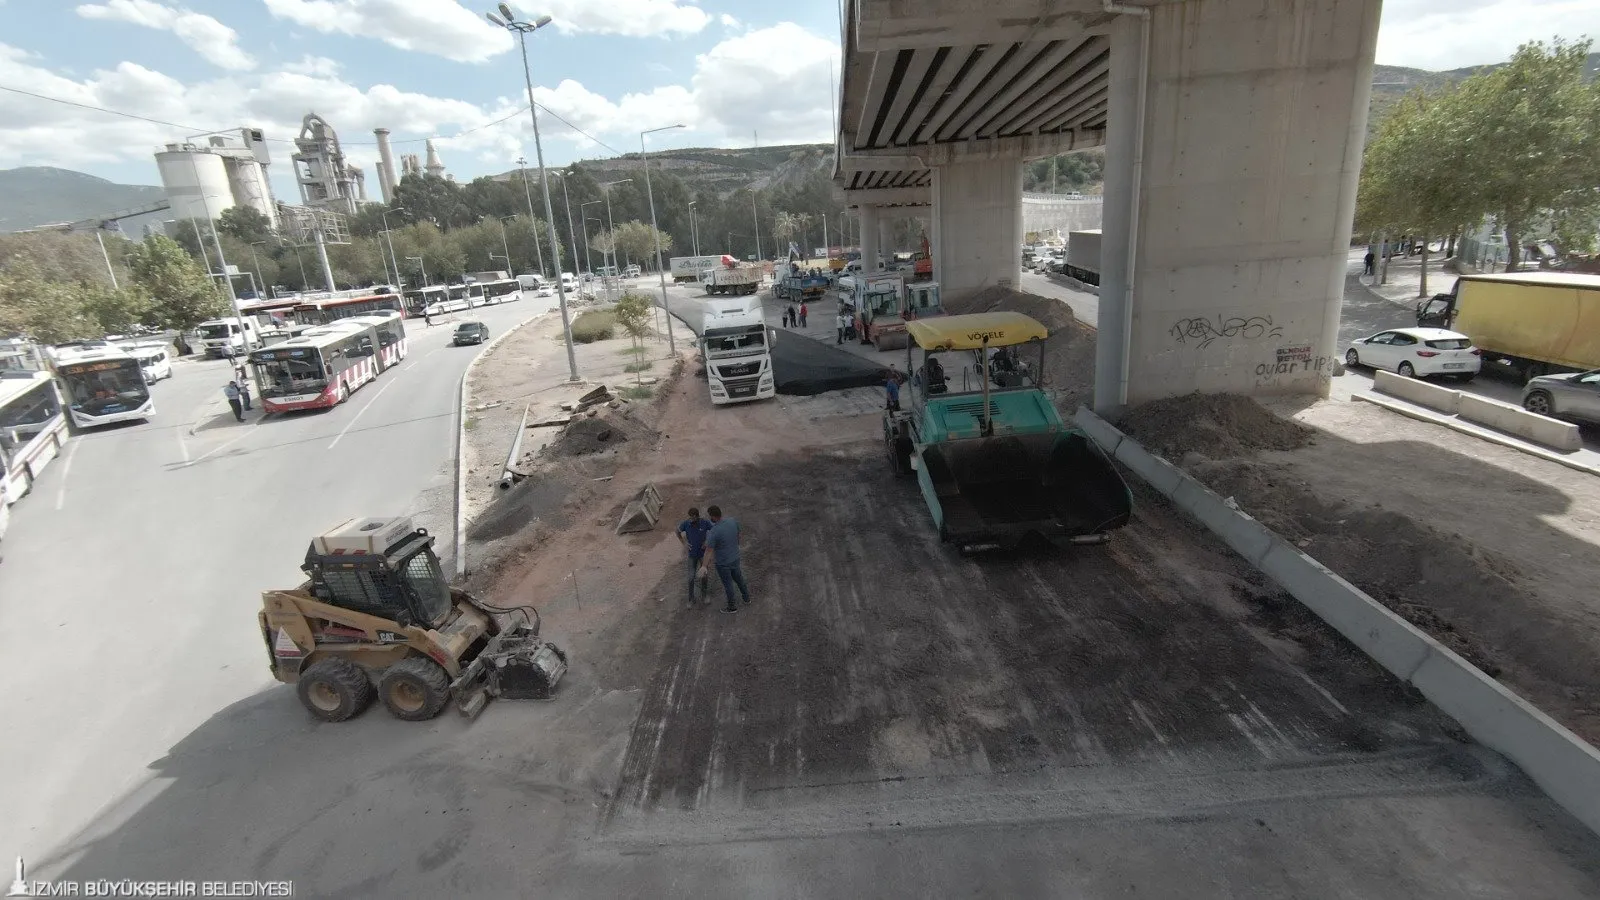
<box><xmin>1357</xmin><ymin>38</ymin><xmax>1600</xmax><ymax>292</ymax></box>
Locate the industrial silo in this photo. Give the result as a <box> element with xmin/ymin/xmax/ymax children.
<box><xmin>224</xmin><ymin>155</ymin><xmax>279</xmax><ymax>229</ymax></box>
<box><xmin>156</xmin><ymin>144</ymin><xmax>233</xmax><ymax>221</ymax></box>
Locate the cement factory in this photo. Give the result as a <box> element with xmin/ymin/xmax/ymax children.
<box><xmin>150</xmin><ymin>113</ymin><xmax>449</xmax><ymax>231</ymax></box>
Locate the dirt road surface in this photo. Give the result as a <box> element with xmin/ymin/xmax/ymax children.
<box><xmin>464</xmin><ymin>352</ymin><xmax>1600</xmax><ymax>896</ymax></box>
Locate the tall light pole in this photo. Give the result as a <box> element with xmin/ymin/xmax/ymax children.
<box><xmin>380</xmin><ymin>206</ymin><xmax>406</xmax><ymax>287</ymax></box>
<box><xmin>599</xmin><ymin>179</ymin><xmax>631</xmax><ymax>274</ymax></box>
<box><xmin>514</xmin><ymin>156</ymin><xmax>546</xmax><ymax>277</ymax></box>
<box><xmin>580</xmin><ymin>202</ymin><xmax>602</xmax><ymax>275</ymax></box>
<box><xmin>406</xmin><ymin>256</ymin><xmax>429</xmax><ymax>291</ymax></box>
<box><xmin>548</xmin><ymin>170</ymin><xmax>579</xmax><ymax>279</ymax></box>
<box><xmin>249</xmin><ymin>241</ymin><xmax>266</xmax><ymax>295</ymax></box>
<box><xmin>488</xmin><ymin>7</ymin><xmax>577</xmax><ymax>382</ymax></box>
<box><xmin>750</xmin><ymin>189</ymin><xmax>763</xmax><ymax>261</ymax></box>
<box><xmin>641</xmin><ymin>124</ymin><xmax>683</xmax><ymax>354</ymax></box>
<box><xmin>688</xmin><ymin>200</ymin><xmax>699</xmax><ymax>257</ymax></box>
<box><xmin>497</xmin><ymin>215</ymin><xmax>518</xmax><ymax>273</ymax></box>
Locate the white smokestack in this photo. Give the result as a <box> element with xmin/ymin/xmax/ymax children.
<box><xmin>374</xmin><ymin>127</ymin><xmax>398</xmax><ymax>203</ymax></box>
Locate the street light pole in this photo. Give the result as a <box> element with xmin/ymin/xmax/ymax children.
<box><xmin>751</xmin><ymin>189</ymin><xmax>763</xmax><ymax>261</ymax></box>
<box><xmin>600</xmin><ymin>179</ymin><xmax>631</xmax><ymax>276</ymax></box>
<box><xmin>514</xmin><ymin>156</ymin><xmax>546</xmax><ymax>277</ymax></box>
<box><xmin>641</xmin><ymin>124</ymin><xmax>683</xmax><ymax>354</ymax></box>
<box><xmin>580</xmin><ymin>204</ymin><xmax>601</xmax><ymax>275</ymax></box>
<box><xmin>249</xmin><ymin>241</ymin><xmax>266</xmax><ymax>295</ymax></box>
<box><xmin>688</xmin><ymin>200</ymin><xmax>699</xmax><ymax>257</ymax></box>
<box><xmin>406</xmin><ymin>256</ymin><xmax>429</xmax><ymax>291</ymax></box>
<box><xmin>549</xmin><ymin>170</ymin><xmax>579</xmax><ymax>280</ymax></box>
<box><xmin>488</xmin><ymin>7</ymin><xmax>576</xmax><ymax>381</ymax></box>
<box><xmin>380</xmin><ymin>207</ymin><xmax>406</xmax><ymax>287</ymax></box>
<box><xmin>497</xmin><ymin>215</ymin><xmax>518</xmax><ymax>273</ymax></box>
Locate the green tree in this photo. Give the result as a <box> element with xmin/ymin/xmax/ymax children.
<box><xmin>128</xmin><ymin>234</ymin><xmax>226</xmax><ymax>329</ymax></box>
<box><xmin>611</xmin><ymin>220</ymin><xmax>671</xmax><ymax>269</ymax></box>
<box><xmin>81</xmin><ymin>280</ymin><xmax>151</xmax><ymax>335</ymax></box>
<box><xmin>392</xmin><ymin>173</ymin><xmax>473</xmax><ymax>229</ymax></box>
<box><xmin>0</xmin><ymin>260</ymin><xmax>98</xmax><ymax>343</ymax></box>
<box><xmin>1449</xmin><ymin>38</ymin><xmax>1600</xmax><ymax>269</ymax></box>
<box><xmin>612</xmin><ymin>290</ymin><xmax>654</xmax><ymax>383</ymax></box>
<box><xmin>217</xmin><ymin>206</ymin><xmax>274</xmax><ymax>245</ymax></box>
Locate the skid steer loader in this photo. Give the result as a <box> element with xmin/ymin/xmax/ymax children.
<box><xmin>259</xmin><ymin>516</ymin><xmax>567</xmax><ymax>722</ymax></box>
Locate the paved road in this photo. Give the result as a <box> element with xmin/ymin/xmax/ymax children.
<box><xmin>0</xmin><ymin>294</ymin><xmax>555</xmax><ymax>866</ymax></box>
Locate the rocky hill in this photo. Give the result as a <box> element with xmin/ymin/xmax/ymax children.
<box><xmin>0</xmin><ymin>166</ymin><xmax>166</xmax><ymax>233</ymax></box>
<box><xmin>497</xmin><ymin>143</ymin><xmax>834</xmax><ymax>198</ymax></box>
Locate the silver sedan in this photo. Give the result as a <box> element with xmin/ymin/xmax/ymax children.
<box><xmin>1522</xmin><ymin>369</ymin><xmax>1600</xmax><ymax>424</ymax></box>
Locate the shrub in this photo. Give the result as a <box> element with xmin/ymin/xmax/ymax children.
<box><xmin>570</xmin><ymin>309</ymin><xmax>616</xmax><ymax>343</ymax></box>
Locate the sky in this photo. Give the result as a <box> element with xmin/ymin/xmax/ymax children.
<box><xmin>0</xmin><ymin>0</ymin><xmax>1595</xmax><ymax>203</ymax></box>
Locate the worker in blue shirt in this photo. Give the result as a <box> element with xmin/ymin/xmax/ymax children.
<box><xmin>676</xmin><ymin>508</ymin><xmax>714</xmax><ymax>605</ymax></box>
<box><xmin>884</xmin><ymin>367</ymin><xmax>903</xmax><ymax>412</ymax></box>
<box><xmin>700</xmin><ymin>505</ymin><xmax>751</xmax><ymax>614</ymax></box>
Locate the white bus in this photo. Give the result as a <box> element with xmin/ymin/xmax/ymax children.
<box><xmin>1</xmin><ymin>370</ymin><xmax>68</xmax><ymax>512</ymax></box>
<box><xmin>250</xmin><ymin>325</ymin><xmax>382</xmax><ymax>413</ymax></box>
<box><xmin>53</xmin><ymin>346</ymin><xmax>154</xmax><ymax>428</ymax></box>
<box><xmin>338</xmin><ymin>312</ymin><xmax>408</xmax><ymax>371</ymax></box>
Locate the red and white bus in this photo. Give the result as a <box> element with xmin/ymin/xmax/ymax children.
<box><xmin>342</xmin><ymin>311</ymin><xmax>408</xmax><ymax>371</ymax></box>
<box><xmin>294</xmin><ymin>290</ymin><xmax>405</xmax><ymax>326</ymax></box>
<box><xmin>249</xmin><ymin>326</ymin><xmax>382</xmax><ymax>413</ymax></box>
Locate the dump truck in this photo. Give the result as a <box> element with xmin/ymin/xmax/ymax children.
<box><xmin>773</xmin><ymin>271</ymin><xmax>830</xmax><ymax>302</ymax></box>
<box><xmin>701</xmin><ymin>256</ymin><xmax>762</xmax><ymax>296</ymax></box>
<box><xmin>1416</xmin><ymin>272</ymin><xmax>1600</xmax><ymax>377</ymax></box>
<box><xmin>260</xmin><ymin>516</ymin><xmax>567</xmax><ymax>722</ymax></box>
<box><xmin>883</xmin><ymin>312</ymin><xmax>1132</xmax><ymax>552</ymax></box>
<box><xmin>670</xmin><ymin>255</ymin><xmax>724</xmax><ymax>283</ymax></box>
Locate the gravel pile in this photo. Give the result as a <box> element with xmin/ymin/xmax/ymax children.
<box><xmin>1118</xmin><ymin>393</ymin><xmax>1314</xmax><ymax>460</ymax></box>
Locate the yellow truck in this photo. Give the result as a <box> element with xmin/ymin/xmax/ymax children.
<box><xmin>1416</xmin><ymin>272</ymin><xmax>1600</xmax><ymax>377</ymax></box>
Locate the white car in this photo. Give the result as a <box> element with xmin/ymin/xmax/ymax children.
<box><xmin>1345</xmin><ymin>327</ymin><xmax>1481</xmax><ymax>380</ymax></box>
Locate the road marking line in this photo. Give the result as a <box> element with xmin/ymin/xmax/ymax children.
<box><xmin>182</xmin><ymin>418</ymin><xmax>265</xmax><ymax>468</ymax></box>
<box><xmin>176</xmin><ymin>421</ymin><xmax>190</xmax><ymax>463</ymax></box>
<box><xmin>328</xmin><ymin>370</ymin><xmax>404</xmax><ymax>450</ymax></box>
<box><xmin>54</xmin><ymin>439</ymin><xmax>80</xmax><ymax>511</ymax></box>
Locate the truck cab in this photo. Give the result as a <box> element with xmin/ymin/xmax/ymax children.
<box><xmin>701</xmin><ymin>297</ymin><xmax>775</xmax><ymax>404</ymax></box>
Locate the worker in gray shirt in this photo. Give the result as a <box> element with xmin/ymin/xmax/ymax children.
<box><xmin>699</xmin><ymin>505</ymin><xmax>751</xmax><ymax>614</ymax></box>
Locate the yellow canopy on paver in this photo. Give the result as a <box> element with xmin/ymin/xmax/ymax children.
<box><xmin>905</xmin><ymin>312</ymin><xmax>1049</xmax><ymax>351</ymax></box>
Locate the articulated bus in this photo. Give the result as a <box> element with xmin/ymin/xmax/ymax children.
<box><xmin>403</xmin><ymin>286</ymin><xmax>447</xmax><ymax>317</ymax></box>
<box><xmin>341</xmin><ymin>311</ymin><xmax>409</xmax><ymax>370</ymax></box>
<box><xmin>1</xmin><ymin>370</ymin><xmax>68</xmax><ymax>512</ymax></box>
<box><xmin>294</xmin><ymin>291</ymin><xmax>405</xmax><ymax>326</ymax></box>
<box><xmin>250</xmin><ymin>325</ymin><xmax>384</xmax><ymax>413</ymax></box>
<box><xmin>52</xmin><ymin>345</ymin><xmax>154</xmax><ymax>428</ymax></box>
<box><xmin>480</xmin><ymin>278</ymin><xmax>520</xmax><ymax>302</ymax></box>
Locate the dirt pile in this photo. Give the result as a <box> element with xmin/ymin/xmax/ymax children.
<box><xmin>946</xmin><ymin>286</ymin><xmax>1098</xmax><ymax>410</ymax></box>
<box><xmin>1118</xmin><ymin>394</ymin><xmax>1314</xmax><ymax>460</ymax></box>
<box><xmin>542</xmin><ymin>404</ymin><xmax>653</xmax><ymax>459</ymax></box>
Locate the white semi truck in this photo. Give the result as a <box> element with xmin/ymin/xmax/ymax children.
<box><xmin>701</xmin><ymin>297</ymin><xmax>775</xmax><ymax>404</ymax></box>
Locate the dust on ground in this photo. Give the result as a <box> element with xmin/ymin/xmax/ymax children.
<box><xmin>1119</xmin><ymin>391</ymin><xmax>1600</xmax><ymax>744</ymax></box>
<box><xmin>1119</xmin><ymin>393</ymin><xmax>1315</xmax><ymax>459</ymax></box>
<box><xmin>945</xmin><ymin>285</ymin><xmax>1098</xmax><ymax>410</ymax></box>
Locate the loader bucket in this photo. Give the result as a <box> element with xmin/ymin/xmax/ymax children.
<box><xmin>917</xmin><ymin>429</ymin><xmax>1131</xmax><ymax>550</ymax></box>
<box><xmin>449</xmin><ymin>623</ymin><xmax>568</xmax><ymax>718</ymax></box>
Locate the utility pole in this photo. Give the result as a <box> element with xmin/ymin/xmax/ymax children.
<box><xmin>516</xmin><ymin>157</ymin><xmax>546</xmax><ymax>277</ymax></box>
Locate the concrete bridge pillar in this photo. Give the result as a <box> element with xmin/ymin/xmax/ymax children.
<box><xmin>858</xmin><ymin>204</ymin><xmax>882</xmax><ymax>274</ymax></box>
<box><xmin>1094</xmin><ymin>0</ymin><xmax>1381</xmax><ymax>413</ymax></box>
<box><xmin>930</xmin><ymin>159</ymin><xmax>1023</xmax><ymax>300</ymax></box>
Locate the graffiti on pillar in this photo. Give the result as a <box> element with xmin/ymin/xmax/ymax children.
<box><xmin>1168</xmin><ymin>315</ymin><xmax>1283</xmax><ymax>349</ymax></box>
<box><xmin>1254</xmin><ymin>344</ymin><xmax>1333</xmax><ymax>389</ymax></box>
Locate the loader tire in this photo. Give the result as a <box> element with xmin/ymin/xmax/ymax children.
<box><xmin>297</xmin><ymin>658</ymin><xmax>374</xmax><ymax>723</ymax></box>
<box><xmin>379</xmin><ymin>656</ymin><xmax>452</xmax><ymax>721</ymax></box>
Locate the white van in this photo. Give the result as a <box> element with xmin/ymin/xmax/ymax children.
<box><xmin>560</xmin><ymin>272</ymin><xmax>578</xmax><ymax>292</ymax></box>
<box><xmin>516</xmin><ymin>273</ymin><xmax>543</xmax><ymax>292</ymax></box>
<box><xmin>134</xmin><ymin>346</ymin><xmax>173</xmax><ymax>382</ymax></box>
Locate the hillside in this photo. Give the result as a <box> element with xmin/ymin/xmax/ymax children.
<box><xmin>0</xmin><ymin>166</ymin><xmax>166</xmax><ymax>233</ymax></box>
<box><xmin>1368</xmin><ymin>52</ymin><xmax>1600</xmax><ymax>128</ymax></box>
<box><xmin>495</xmin><ymin>143</ymin><xmax>834</xmax><ymax>198</ymax></box>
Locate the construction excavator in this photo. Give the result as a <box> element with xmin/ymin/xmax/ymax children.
<box><xmin>883</xmin><ymin>312</ymin><xmax>1132</xmax><ymax>552</ymax></box>
<box><xmin>260</xmin><ymin>516</ymin><xmax>567</xmax><ymax>722</ymax></box>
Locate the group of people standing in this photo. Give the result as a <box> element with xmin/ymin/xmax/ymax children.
<box><xmin>676</xmin><ymin>506</ymin><xmax>752</xmax><ymax>614</ymax></box>
<box><xmin>782</xmin><ymin>303</ymin><xmax>809</xmax><ymax>328</ymax></box>
<box><xmin>224</xmin><ymin>360</ymin><xmax>253</xmax><ymax>422</ymax></box>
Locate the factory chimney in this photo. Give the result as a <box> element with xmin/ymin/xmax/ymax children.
<box><xmin>424</xmin><ymin>139</ymin><xmax>445</xmax><ymax>179</ymax></box>
<box><xmin>374</xmin><ymin>127</ymin><xmax>398</xmax><ymax>204</ymax></box>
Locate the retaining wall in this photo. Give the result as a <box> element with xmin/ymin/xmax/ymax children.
<box><xmin>1074</xmin><ymin>406</ymin><xmax>1600</xmax><ymax>838</ymax></box>
<box><xmin>1457</xmin><ymin>393</ymin><xmax>1583</xmax><ymax>451</ymax></box>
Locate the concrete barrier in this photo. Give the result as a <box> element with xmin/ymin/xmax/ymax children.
<box><xmin>1372</xmin><ymin>369</ymin><xmax>1461</xmax><ymax>414</ymax></box>
<box><xmin>1457</xmin><ymin>393</ymin><xmax>1583</xmax><ymax>452</ymax></box>
<box><xmin>1074</xmin><ymin>406</ymin><xmax>1600</xmax><ymax>838</ymax></box>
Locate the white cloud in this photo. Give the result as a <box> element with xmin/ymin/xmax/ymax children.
<box><xmin>0</xmin><ymin>20</ymin><xmax>838</xmax><ymax>190</ymax></box>
<box><xmin>75</xmin><ymin>0</ymin><xmax>256</xmax><ymax>71</ymax></box>
<box><xmin>719</xmin><ymin>13</ymin><xmax>739</xmax><ymax>28</ymax></box>
<box><xmin>542</xmin><ymin>0</ymin><xmax>711</xmax><ymax>37</ymax></box>
<box><xmin>262</xmin><ymin>0</ymin><xmax>513</xmax><ymax>63</ymax></box>
<box><xmin>1376</xmin><ymin>0</ymin><xmax>1600</xmax><ymax>70</ymax></box>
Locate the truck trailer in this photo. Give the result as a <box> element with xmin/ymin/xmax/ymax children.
<box><xmin>670</xmin><ymin>255</ymin><xmax>726</xmax><ymax>283</ymax></box>
<box><xmin>1417</xmin><ymin>272</ymin><xmax>1600</xmax><ymax>377</ymax></box>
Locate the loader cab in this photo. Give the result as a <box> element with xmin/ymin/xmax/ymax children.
<box><xmin>302</xmin><ymin>518</ymin><xmax>452</xmax><ymax>629</ymax></box>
